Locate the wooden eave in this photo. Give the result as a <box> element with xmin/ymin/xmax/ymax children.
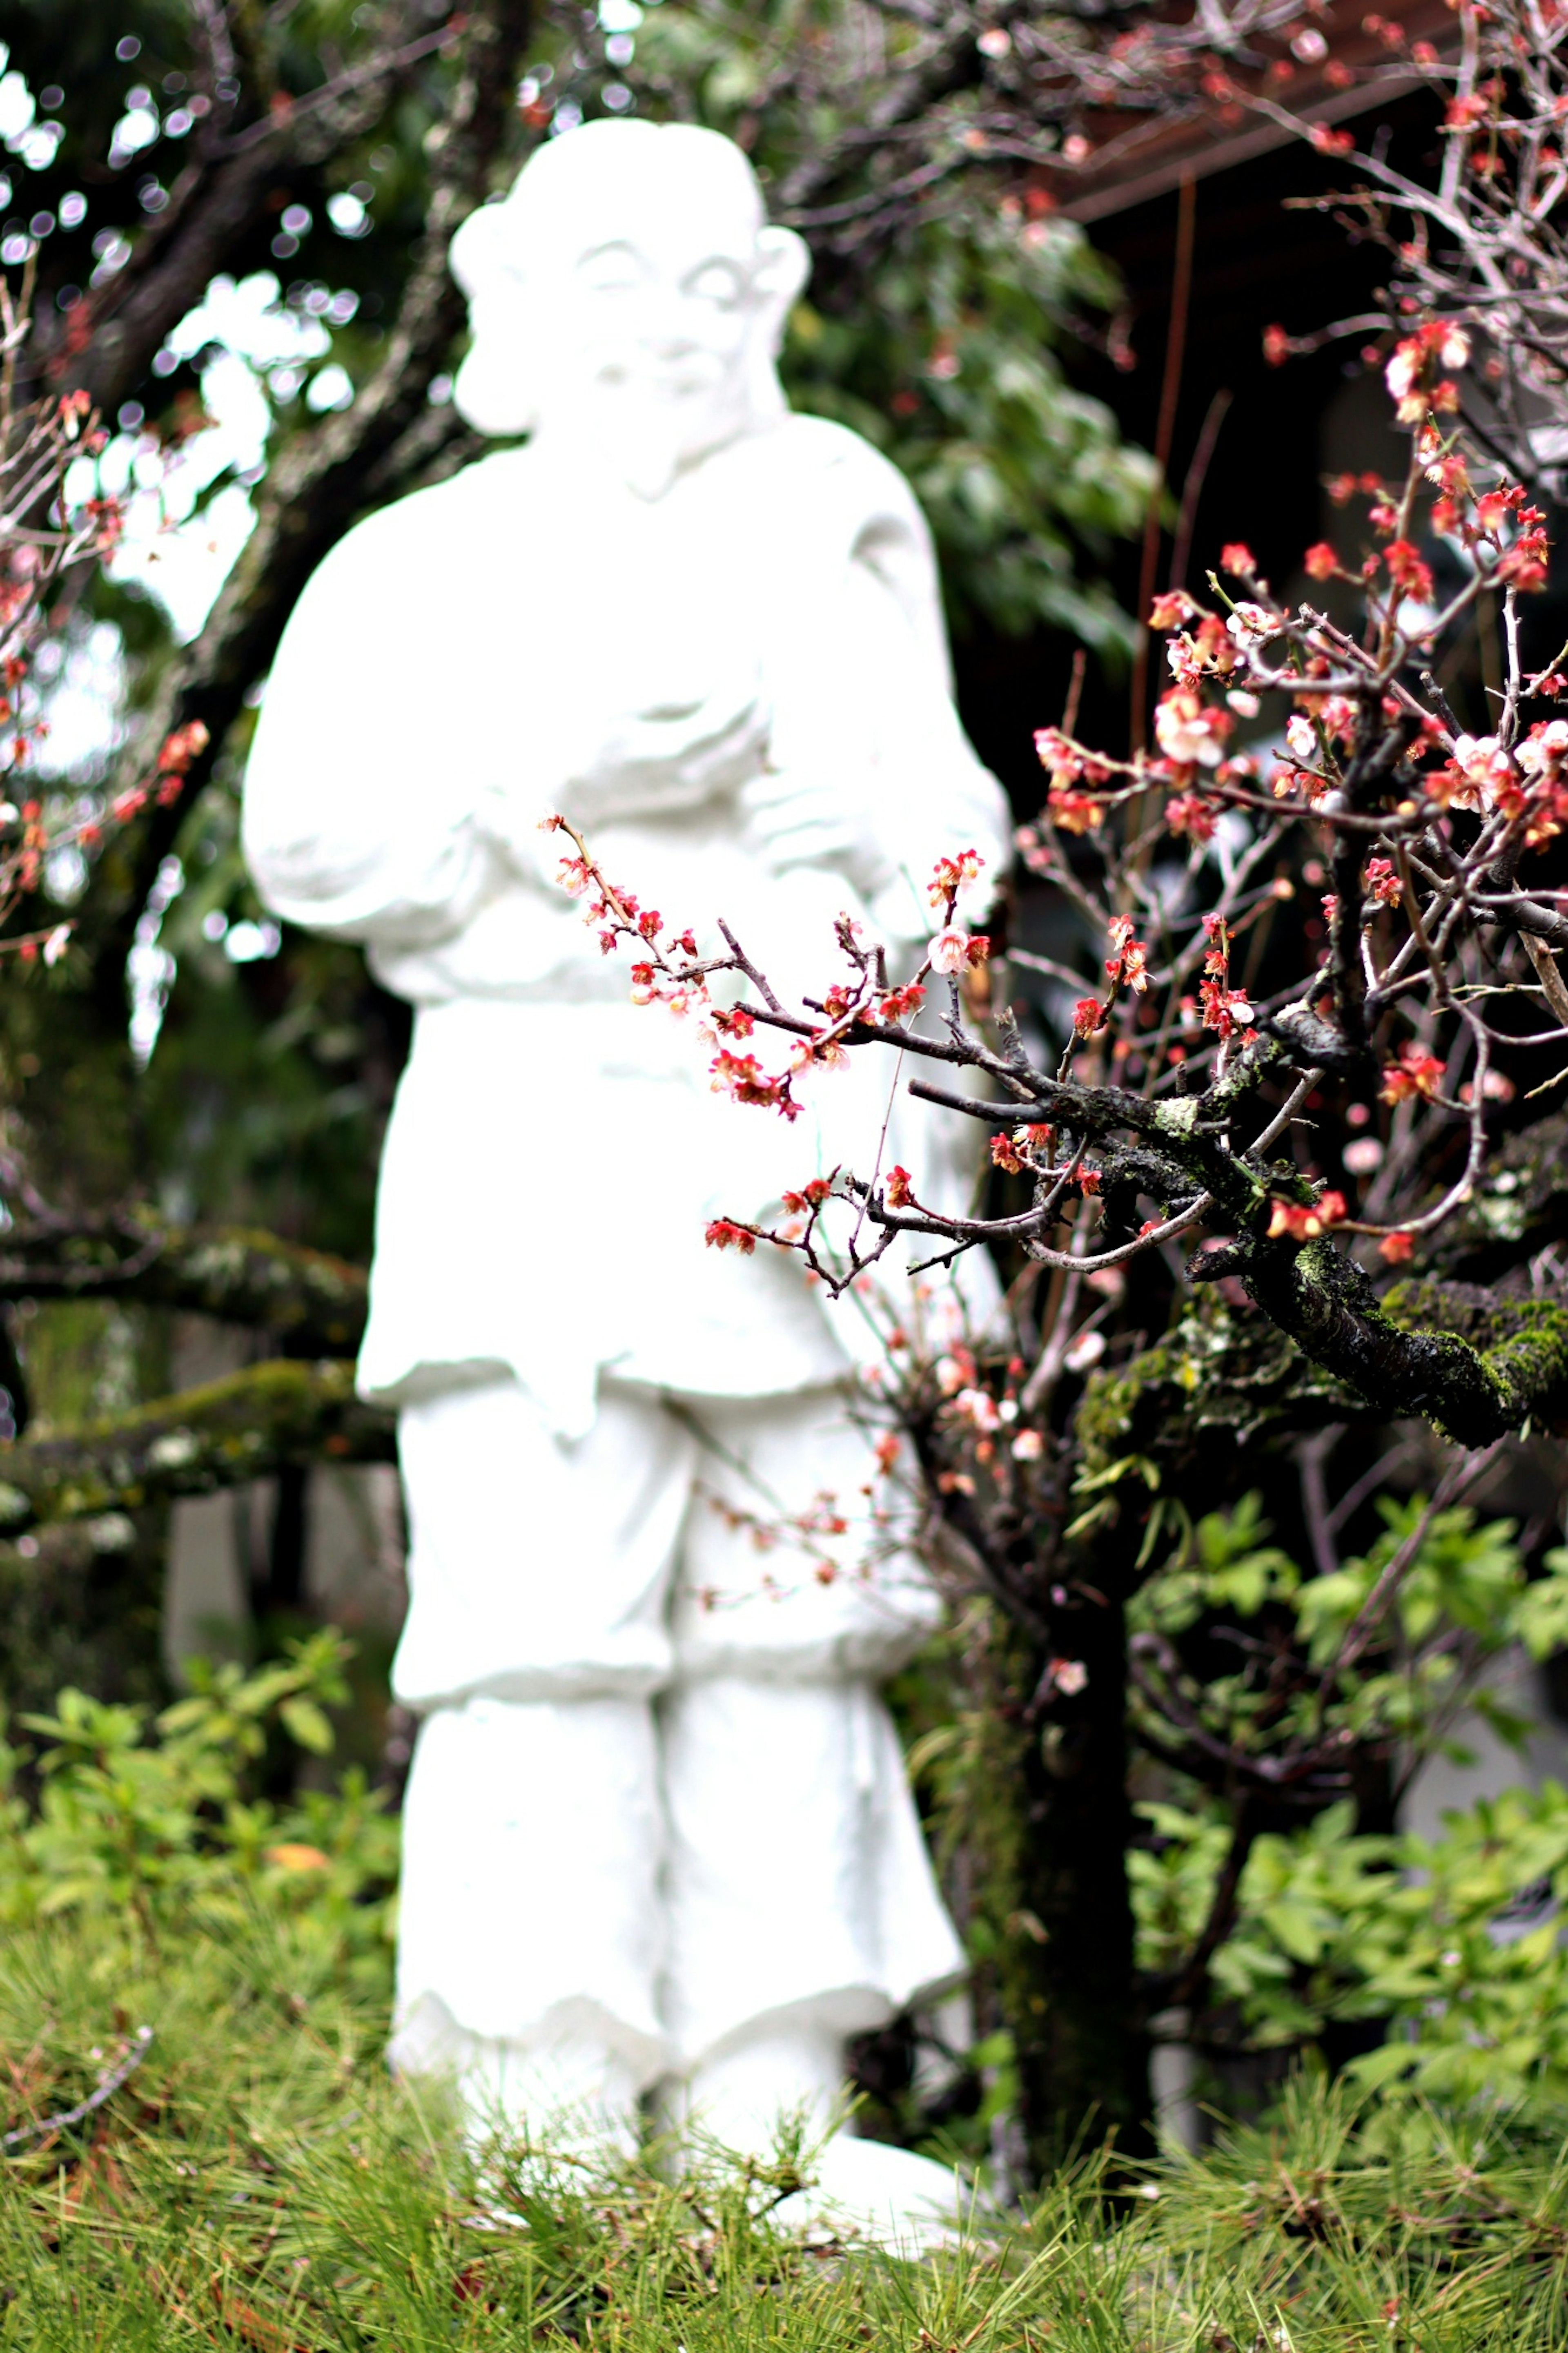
<box><xmin>1054</xmin><ymin>0</ymin><xmax>1460</xmax><ymax>222</ymax></box>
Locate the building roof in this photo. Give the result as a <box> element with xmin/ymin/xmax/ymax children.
<box><xmin>1055</xmin><ymin>0</ymin><xmax>1457</xmax><ymax>223</ymax></box>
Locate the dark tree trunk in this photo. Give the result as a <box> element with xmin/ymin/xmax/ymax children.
<box><xmin>1006</xmin><ymin>1577</ymin><xmax>1150</xmax><ymax>2169</ymax></box>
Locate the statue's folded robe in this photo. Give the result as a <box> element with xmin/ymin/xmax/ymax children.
<box><xmin>243</xmin><ymin>411</ymin><xmax>1011</xmax><ymax>1438</ymax></box>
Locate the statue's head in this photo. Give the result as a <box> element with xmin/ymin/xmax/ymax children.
<box><xmin>449</xmin><ymin>120</ymin><xmax>810</xmax><ymax>495</ymax></box>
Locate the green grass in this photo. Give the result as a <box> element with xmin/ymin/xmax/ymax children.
<box><xmin>2</xmin><ymin>1912</ymin><xmax>1567</xmax><ymax>2349</ymax></box>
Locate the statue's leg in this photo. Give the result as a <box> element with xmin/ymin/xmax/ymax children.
<box><xmin>661</xmin><ymin>1385</ymin><xmax>966</xmax><ymax>2157</ymax></box>
<box><xmin>387</xmin><ymin>1374</ymin><xmax>697</xmax><ymax>2150</ymax></box>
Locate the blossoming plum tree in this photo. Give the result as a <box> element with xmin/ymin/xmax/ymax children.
<box><xmin>552</xmin><ymin>273</ymin><xmax>1568</xmax><ymax>2153</ymax></box>
<box><xmin>560</xmin><ymin>314</ymin><xmax>1568</xmax><ymax>1444</ymax></box>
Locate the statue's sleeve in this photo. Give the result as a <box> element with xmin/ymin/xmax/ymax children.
<box><xmin>242</xmin><ymin>499</ymin><xmax>503</xmax><ymax>951</ymax></box>
<box><xmin>771</xmin><ymin>428</ymin><xmax>1012</xmax><ymax>940</ymax></box>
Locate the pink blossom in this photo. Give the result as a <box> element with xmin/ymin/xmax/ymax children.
<box><xmin>953</xmin><ymin>1386</ymin><xmax>1002</xmax><ymax>1434</ymax></box>
<box><xmin>927</xmin><ymin>849</ymin><xmax>984</xmax><ymax>908</ymax></box>
<box><xmin>929</xmin><ymin>926</ymin><xmax>972</xmax><ymax>974</ymax></box>
<box><xmin>1224</xmin><ymin>600</ymin><xmax>1274</xmax><ymax>647</ymax></box>
<box><xmin>1155</xmin><ymin>688</ymin><xmax>1227</xmax><ymax>768</ymax></box>
<box><xmin>1518</xmin><ymin>719</ymin><xmax>1568</xmax><ymax>774</ymax></box>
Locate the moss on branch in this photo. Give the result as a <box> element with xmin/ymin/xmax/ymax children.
<box><xmin>0</xmin><ymin>1361</ymin><xmax>395</xmax><ymax>1532</ymax></box>
<box><xmin>1073</xmin><ymin>1269</ymin><xmax>1568</xmax><ymax>1512</ymax></box>
<box><xmin>1233</xmin><ymin>1239</ymin><xmax>1514</xmax><ymax>1448</ymax></box>
<box><xmin>0</xmin><ymin>1216</ymin><xmax>368</xmax><ymax>1354</ymax></box>
<box><xmin>1074</xmin><ymin>1297</ymin><xmax>1373</xmax><ymax>1493</ymax></box>
<box><xmin>1380</xmin><ymin>1278</ymin><xmax>1568</xmax><ymax>1436</ymax></box>
<box><xmin>0</xmin><ymin>1214</ymin><xmax>369</xmax><ymax>1365</ymax></box>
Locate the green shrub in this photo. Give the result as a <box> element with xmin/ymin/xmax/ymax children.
<box><xmin>1129</xmin><ymin>1495</ymin><xmax>1568</xmax><ymax>2105</ymax></box>
<box><xmin>0</xmin><ymin>1630</ymin><xmax>397</xmax><ymax>1992</ymax></box>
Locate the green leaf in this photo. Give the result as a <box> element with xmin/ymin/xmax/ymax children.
<box><xmin>279</xmin><ymin>1699</ymin><xmax>334</xmax><ymax>1757</ymax></box>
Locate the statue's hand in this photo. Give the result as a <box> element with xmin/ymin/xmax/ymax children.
<box><xmin>738</xmin><ymin>769</ymin><xmax>882</xmax><ymax>885</ymax></box>
<box><xmin>566</xmin><ymin>681</ymin><xmax>771</xmax><ymax>822</ymax></box>
<box><xmin>479</xmin><ymin>676</ymin><xmax>771</xmax><ymax>879</ymax></box>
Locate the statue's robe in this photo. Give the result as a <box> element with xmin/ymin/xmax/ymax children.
<box><xmin>245</xmin><ymin>412</ymin><xmax>1011</xmax><ymax>1442</ymax></box>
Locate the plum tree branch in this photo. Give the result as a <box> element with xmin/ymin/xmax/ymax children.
<box><xmin>0</xmin><ymin>1361</ymin><xmax>394</xmax><ymax>1534</ymax></box>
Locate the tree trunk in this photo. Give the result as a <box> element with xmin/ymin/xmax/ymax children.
<box><xmin>973</xmin><ymin>1583</ymin><xmax>1150</xmax><ymax>2177</ymax></box>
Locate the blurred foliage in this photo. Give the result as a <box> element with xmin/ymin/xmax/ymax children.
<box><xmin>0</xmin><ymin>0</ymin><xmax>453</xmax><ymax>385</ymax></box>
<box><xmin>0</xmin><ymin>1628</ymin><xmax>398</xmax><ymax>1986</ymax></box>
<box><xmin>781</xmin><ymin>207</ymin><xmax>1154</xmax><ymax>653</ymax></box>
<box><xmin>1123</xmin><ymin>1495</ymin><xmax>1568</xmax><ymax>2104</ymax></box>
<box><xmin>615</xmin><ymin>0</ymin><xmax>1156</xmax><ymax>652</ymax></box>
<box><xmin>0</xmin><ymin>0</ymin><xmax>1149</xmax><ymax>1260</ymax></box>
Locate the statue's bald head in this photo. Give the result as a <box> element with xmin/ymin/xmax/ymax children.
<box><xmin>449</xmin><ymin>120</ymin><xmax>809</xmax><ymax>482</ymax></box>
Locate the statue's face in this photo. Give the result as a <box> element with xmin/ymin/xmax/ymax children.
<box><xmin>549</xmin><ymin>202</ymin><xmax>766</xmax><ymax>440</ymax></box>
<box><xmin>451</xmin><ymin>126</ymin><xmax>808</xmax><ymax>495</ymax></box>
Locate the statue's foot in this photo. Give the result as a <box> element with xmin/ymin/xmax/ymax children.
<box><xmin>391</xmin><ymin>2006</ymin><xmax>642</xmax><ymax>2162</ymax></box>
<box><xmin>672</xmin><ymin>2024</ymin><xmax>984</xmax><ymax>2253</ymax></box>
<box><xmin>458</xmin><ymin>2034</ymin><xmax>642</xmax><ymax>2161</ymax></box>
<box><xmin>774</xmin><ymin>2132</ymin><xmax>984</xmax><ymax>2255</ymax></box>
<box><xmin>671</xmin><ymin>2024</ymin><xmax>844</xmax><ymax>2151</ymax></box>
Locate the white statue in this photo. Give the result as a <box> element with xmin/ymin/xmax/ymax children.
<box><xmin>243</xmin><ymin>118</ymin><xmax>1011</xmax><ymax>2232</ymax></box>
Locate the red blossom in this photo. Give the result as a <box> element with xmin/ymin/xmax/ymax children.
<box><xmin>85</xmin><ymin>495</ymin><xmax>125</xmax><ymax>556</ymax></box>
<box><xmin>1267</xmin><ymin>1190</ymin><xmax>1348</xmax><ymax>1240</ymax></box>
<box><xmin>1046</xmin><ymin>784</ymin><xmax>1103</xmax><ymax>834</ymax></box>
<box><xmin>1304</xmin><ymin>542</ymin><xmax>1339</xmax><ymax>580</ymax></box>
<box><xmin>1498</xmin><ymin>529</ymin><xmax>1550</xmax><ymax>589</ymax></box>
<box><xmin>1034</xmin><ymin>725</ymin><xmax>1082</xmax><ymax>778</ymax></box>
<box><xmin>1165</xmin><ymin>791</ymin><xmax>1218</xmax><ymax>845</ymax></box>
<box><xmin>927</xmin><ymin>849</ymin><xmax>984</xmax><ymax>908</ymax></box>
<box><xmin>157</xmin><ymin>719</ymin><xmax>211</xmax><ymax>774</ymax></box>
<box><xmin>710</xmin><ymin>1049</ymin><xmax>798</xmax><ymax>1119</ymax></box>
<box><xmin>875</xmin><ymin>981</ymin><xmax>927</xmax><ymax>1024</ymax></box>
<box><xmin>885</xmin><ymin>1165</ymin><xmax>915</xmax><ymax>1207</ymax></box>
<box><xmin>1105</xmin><ymin>912</ymin><xmax>1149</xmax><ymax>997</ymax></box>
<box><xmin>1219</xmin><ymin>542</ymin><xmax>1256</xmax><ymax>577</ymax></box>
<box><xmin>1384</xmin><ymin>540</ymin><xmax>1434</xmax><ymax>600</ymax></box>
<box><xmin>1149</xmin><ymin>589</ymin><xmax>1196</xmax><ymax>629</ymax></box>
<box><xmin>1380</xmin><ymin>1046</ymin><xmax>1445</xmax><ymax>1104</ymax></box>
<box><xmin>1379</xmin><ymin>1230</ymin><xmax>1416</xmax><ymax>1263</ymax></box>
<box><xmin>704</xmin><ymin>1219</ymin><xmax>757</xmax><ymax>1254</ymax></box>
<box><xmin>781</xmin><ymin>1175</ymin><xmax>833</xmax><ymax>1213</ymax></box>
